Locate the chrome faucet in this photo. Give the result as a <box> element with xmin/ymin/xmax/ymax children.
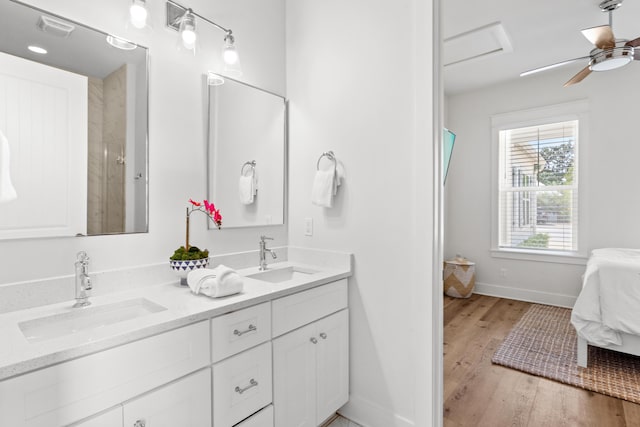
<box><xmin>73</xmin><ymin>251</ymin><xmax>92</xmax><ymax>308</ymax></box>
<box><xmin>259</xmin><ymin>235</ymin><xmax>277</xmax><ymax>270</ymax></box>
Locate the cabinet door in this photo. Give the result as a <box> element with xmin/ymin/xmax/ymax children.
<box><xmin>213</xmin><ymin>342</ymin><xmax>273</xmax><ymax>427</ymax></box>
<box><xmin>315</xmin><ymin>310</ymin><xmax>349</xmax><ymax>425</ymax></box>
<box><xmin>123</xmin><ymin>369</ymin><xmax>211</xmax><ymax>427</ymax></box>
<box><xmin>273</xmin><ymin>322</ymin><xmax>317</xmax><ymax>427</ymax></box>
<box><xmin>71</xmin><ymin>407</ymin><xmax>122</xmax><ymax>427</ymax></box>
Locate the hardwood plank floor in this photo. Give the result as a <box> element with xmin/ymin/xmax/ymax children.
<box><xmin>444</xmin><ymin>294</ymin><xmax>640</xmax><ymax>427</ymax></box>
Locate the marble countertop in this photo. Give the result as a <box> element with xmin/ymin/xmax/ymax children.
<box><xmin>0</xmin><ymin>260</ymin><xmax>351</xmax><ymax>381</ymax></box>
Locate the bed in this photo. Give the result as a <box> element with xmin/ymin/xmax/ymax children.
<box><xmin>571</xmin><ymin>248</ymin><xmax>640</xmax><ymax>367</ymax></box>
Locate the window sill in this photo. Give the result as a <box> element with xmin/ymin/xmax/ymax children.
<box><xmin>490</xmin><ymin>248</ymin><xmax>588</xmax><ymax>265</ymax></box>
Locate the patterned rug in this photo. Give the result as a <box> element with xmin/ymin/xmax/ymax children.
<box><xmin>492</xmin><ymin>304</ymin><xmax>640</xmax><ymax>404</ymax></box>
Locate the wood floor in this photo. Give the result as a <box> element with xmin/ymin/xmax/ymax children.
<box><xmin>444</xmin><ymin>294</ymin><xmax>640</xmax><ymax>427</ymax></box>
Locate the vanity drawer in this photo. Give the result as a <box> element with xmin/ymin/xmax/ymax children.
<box><xmin>211</xmin><ymin>302</ymin><xmax>271</xmax><ymax>363</ymax></box>
<box><xmin>236</xmin><ymin>404</ymin><xmax>274</xmax><ymax>427</ymax></box>
<box><xmin>0</xmin><ymin>321</ymin><xmax>209</xmax><ymax>427</ymax></box>
<box><xmin>213</xmin><ymin>342</ymin><xmax>273</xmax><ymax>427</ymax></box>
<box><xmin>272</xmin><ymin>279</ymin><xmax>348</xmax><ymax>337</ymax></box>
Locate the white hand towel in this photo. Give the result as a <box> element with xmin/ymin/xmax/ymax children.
<box><xmin>0</xmin><ymin>130</ymin><xmax>17</xmax><ymax>203</ymax></box>
<box><xmin>239</xmin><ymin>169</ymin><xmax>257</xmax><ymax>205</ymax></box>
<box><xmin>239</xmin><ymin>174</ymin><xmax>255</xmax><ymax>204</ymax></box>
<box><xmin>187</xmin><ymin>265</ymin><xmax>244</xmax><ymax>298</ymax></box>
<box><xmin>311</xmin><ymin>169</ymin><xmax>336</xmax><ymax>208</ymax></box>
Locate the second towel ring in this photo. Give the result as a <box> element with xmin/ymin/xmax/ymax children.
<box><xmin>241</xmin><ymin>160</ymin><xmax>256</xmax><ymax>175</ymax></box>
<box><xmin>317</xmin><ymin>151</ymin><xmax>337</xmax><ymax>170</ymax></box>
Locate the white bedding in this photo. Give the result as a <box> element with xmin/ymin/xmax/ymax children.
<box><xmin>571</xmin><ymin>248</ymin><xmax>640</xmax><ymax>346</ymax></box>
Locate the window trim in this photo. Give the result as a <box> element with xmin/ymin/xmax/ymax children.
<box><xmin>490</xmin><ymin>100</ymin><xmax>589</xmax><ymax>262</ymax></box>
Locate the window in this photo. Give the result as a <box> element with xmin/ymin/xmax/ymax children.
<box><xmin>498</xmin><ymin>120</ymin><xmax>578</xmax><ymax>253</ymax></box>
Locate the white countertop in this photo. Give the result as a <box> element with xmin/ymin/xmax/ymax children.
<box><xmin>0</xmin><ymin>260</ymin><xmax>351</xmax><ymax>381</ymax></box>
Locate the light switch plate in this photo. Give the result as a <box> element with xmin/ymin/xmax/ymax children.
<box><xmin>304</xmin><ymin>218</ymin><xmax>313</xmax><ymax>236</ymax></box>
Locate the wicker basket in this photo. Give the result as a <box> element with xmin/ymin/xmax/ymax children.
<box><xmin>443</xmin><ymin>259</ymin><xmax>476</xmax><ymax>298</ymax></box>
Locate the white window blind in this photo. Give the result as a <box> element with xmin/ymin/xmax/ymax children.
<box><xmin>498</xmin><ymin>120</ymin><xmax>578</xmax><ymax>252</ymax></box>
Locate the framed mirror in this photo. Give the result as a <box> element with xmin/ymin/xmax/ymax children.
<box><xmin>0</xmin><ymin>0</ymin><xmax>148</xmax><ymax>239</ymax></box>
<box><xmin>207</xmin><ymin>76</ymin><xmax>286</xmax><ymax>228</ymax></box>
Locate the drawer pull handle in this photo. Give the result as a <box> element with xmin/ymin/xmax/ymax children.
<box><xmin>234</xmin><ymin>324</ymin><xmax>257</xmax><ymax>336</ymax></box>
<box><xmin>235</xmin><ymin>378</ymin><xmax>258</xmax><ymax>394</ymax></box>
<box><xmin>310</xmin><ymin>337</ymin><xmax>318</xmax><ymax>344</ymax></box>
<box><xmin>320</xmin><ymin>332</ymin><xmax>327</xmax><ymax>339</ymax></box>
<box><xmin>134</xmin><ymin>420</ymin><xmax>146</xmax><ymax>427</ymax></box>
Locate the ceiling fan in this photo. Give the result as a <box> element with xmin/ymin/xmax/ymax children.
<box><xmin>520</xmin><ymin>0</ymin><xmax>640</xmax><ymax>86</ymax></box>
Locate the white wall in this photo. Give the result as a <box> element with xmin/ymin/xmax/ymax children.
<box><xmin>286</xmin><ymin>1</ymin><xmax>437</xmax><ymax>426</ymax></box>
<box><xmin>0</xmin><ymin>0</ymin><xmax>286</xmax><ymax>284</ymax></box>
<box><xmin>444</xmin><ymin>63</ymin><xmax>640</xmax><ymax>306</ymax></box>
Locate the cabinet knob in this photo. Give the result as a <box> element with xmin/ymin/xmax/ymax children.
<box><xmin>319</xmin><ymin>332</ymin><xmax>327</xmax><ymax>339</ymax></box>
<box><xmin>134</xmin><ymin>420</ymin><xmax>146</xmax><ymax>427</ymax></box>
<box><xmin>310</xmin><ymin>337</ymin><xmax>318</xmax><ymax>344</ymax></box>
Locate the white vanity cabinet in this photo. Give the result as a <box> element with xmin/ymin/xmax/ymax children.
<box><xmin>272</xmin><ymin>280</ymin><xmax>349</xmax><ymax>427</ymax></box>
<box><xmin>71</xmin><ymin>407</ymin><xmax>122</xmax><ymax>427</ymax></box>
<box><xmin>210</xmin><ymin>302</ymin><xmax>273</xmax><ymax>427</ymax></box>
<box><xmin>0</xmin><ymin>321</ymin><xmax>209</xmax><ymax>427</ymax></box>
<box><xmin>74</xmin><ymin>369</ymin><xmax>211</xmax><ymax>427</ymax></box>
<box><xmin>123</xmin><ymin>368</ymin><xmax>212</xmax><ymax>427</ymax></box>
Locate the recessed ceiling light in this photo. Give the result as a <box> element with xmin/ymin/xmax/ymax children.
<box><xmin>28</xmin><ymin>45</ymin><xmax>47</xmax><ymax>54</ymax></box>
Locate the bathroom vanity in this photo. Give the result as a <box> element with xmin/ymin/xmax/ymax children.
<box><xmin>0</xmin><ymin>252</ymin><xmax>351</xmax><ymax>427</ymax></box>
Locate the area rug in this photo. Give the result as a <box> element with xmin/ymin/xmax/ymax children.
<box><xmin>492</xmin><ymin>304</ymin><xmax>640</xmax><ymax>404</ymax></box>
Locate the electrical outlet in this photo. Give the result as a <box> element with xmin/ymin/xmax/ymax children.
<box><xmin>304</xmin><ymin>218</ymin><xmax>313</xmax><ymax>236</ymax></box>
<box><xmin>500</xmin><ymin>268</ymin><xmax>507</xmax><ymax>278</ymax></box>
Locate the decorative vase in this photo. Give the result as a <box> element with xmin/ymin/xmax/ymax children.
<box><xmin>169</xmin><ymin>257</ymin><xmax>210</xmax><ymax>286</ymax></box>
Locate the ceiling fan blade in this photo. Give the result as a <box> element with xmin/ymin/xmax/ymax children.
<box><xmin>520</xmin><ymin>56</ymin><xmax>590</xmax><ymax>77</ymax></box>
<box><xmin>625</xmin><ymin>37</ymin><xmax>640</xmax><ymax>47</ymax></box>
<box><xmin>582</xmin><ymin>25</ymin><xmax>616</xmax><ymax>49</ymax></box>
<box><xmin>564</xmin><ymin>66</ymin><xmax>592</xmax><ymax>87</ymax></box>
<box><xmin>624</xmin><ymin>38</ymin><xmax>640</xmax><ymax>60</ymax></box>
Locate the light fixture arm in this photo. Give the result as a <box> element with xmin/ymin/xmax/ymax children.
<box><xmin>166</xmin><ymin>0</ymin><xmax>231</xmax><ymax>35</ymax></box>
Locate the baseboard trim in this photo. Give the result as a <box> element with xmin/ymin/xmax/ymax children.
<box><xmin>338</xmin><ymin>394</ymin><xmax>415</xmax><ymax>427</ymax></box>
<box><xmin>474</xmin><ymin>282</ymin><xmax>577</xmax><ymax>308</ymax></box>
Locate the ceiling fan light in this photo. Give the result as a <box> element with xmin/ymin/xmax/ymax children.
<box><xmin>589</xmin><ymin>46</ymin><xmax>634</xmax><ymax>71</ymax></box>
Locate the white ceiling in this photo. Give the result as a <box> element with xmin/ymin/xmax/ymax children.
<box><xmin>443</xmin><ymin>0</ymin><xmax>640</xmax><ymax>94</ymax></box>
<box><xmin>0</xmin><ymin>1</ymin><xmax>146</xmax><ymax>79</ymax></box>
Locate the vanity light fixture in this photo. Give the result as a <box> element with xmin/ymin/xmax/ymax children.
<box><xmin>177</xmin><ymin>9</ymin><xmax>197</xmax><ymax>51</ymax></box>
<box><xmin>207</xmin><ymin>71</ymin><xmax>225</xmax><ymax>86</ymax></box>
<box><xmin>166</xmin><ymin>0</ymin><xmax>242</xmax><ymax>75</ymax></box>
<box><xmin>106</xmin><ymin>35</ymin><xmax>138</xmax><ymax>51</ymax></box>
<box><xmin>129</xmin><ymin>0</ymin><xmax>149</xmax><ymax>29</ymax></box>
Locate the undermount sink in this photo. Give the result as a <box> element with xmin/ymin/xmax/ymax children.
<box><xmin>19</xmin><ymin>298</ymin><xmax>167</xmax><ymax>343</ymax></box>
<box><xmin>247</xmin><ymin>265</ymin><xmax>319</xmax><ymax>283</ymax></box>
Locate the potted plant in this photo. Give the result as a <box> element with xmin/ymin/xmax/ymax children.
<box><xmin>169</xmin><ymin>199</ymin><xmax>222</xmax><ymax>285</ymax></box>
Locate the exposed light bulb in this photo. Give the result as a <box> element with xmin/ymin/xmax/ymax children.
<box><xmin>129</xmin><ymin>0</ymin><xmax>148</xmax><ymax>29</ymax></box>
<box><xmin>223</xmin><ymin>45</ymin><xmax>238</xmax><ymax>65</ymax></box>
<box><xmin>223</xmin><ymin>33</ymin><xmax>239</xmax><ymax>65</ymax></box>
<box><xmin>179</xmin><ymin>11</ymin><xmax>197</xmax><ymax>51</ymax></box>
<box><xmin>181</xmin><ymin>28</ymin><xmax>196</xmax><ymax>49</ymax></box>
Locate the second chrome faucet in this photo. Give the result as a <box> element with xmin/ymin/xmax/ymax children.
<box><xmin>73</xmin><ymin>251</ymin><xmax>92</xmax><ymax>308</ymax></box>
<box><xmin>259</xmin><ymin>235</ymin><xmax>277</xmax><ymax>270</ymax></box>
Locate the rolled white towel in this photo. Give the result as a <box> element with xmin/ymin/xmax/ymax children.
<box><xmin>187</xmin><ymin>265</ymin><xmax>244</xmax><ymax>298</ymax></box>
<box><xmin>187</xmin><ymin>268</ymin><xmax>217</xmax><ymax>294</ymax></box>
<box><xmin>211</xmin><ymin>270</ymin><xmax>244</xmax><ymax>297</ymax></box>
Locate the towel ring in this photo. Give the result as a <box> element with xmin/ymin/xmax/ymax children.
<box><xmin>241</xmin><ymin>160</ymin><xmax>256</xmax><ymax>175</ymax></box>
<box><xmin>316</xmin><ymin>151</ymin><xmax>337</xmax><ymax>170</ymax></box>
